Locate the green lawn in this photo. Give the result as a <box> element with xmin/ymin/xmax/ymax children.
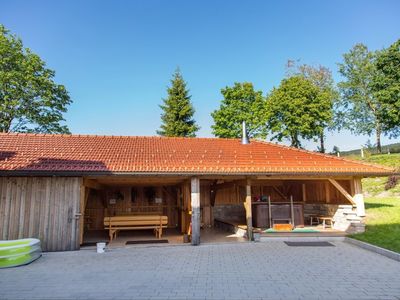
<box><xmin>348</xmin><ymin>152</ymin><xmax>400</xmax><ymax>168</ymax></box>
<box><xmin>349</xmin><ymin>196</ymin><xmax>400</xmax><ymax>253</ymax></box>
<box><xmin>348</xmin><ymin>153</ymin><xmax>400</xmax><ymax>253</ymax></box>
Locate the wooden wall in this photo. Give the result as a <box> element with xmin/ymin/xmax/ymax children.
<box><xmin>0</xmin><ymin>177</ymin><xmax>81</xmax><ymax>251</ymax></box>
<box><xmin>179</xmin><ymin>180</ymin><xmax>213</xmax><ymax>234</ymax></box>
<box><xmin>85</xmin><ymin>185</ymin><xmax>179</xmax><ymax>230</ymax></box>
<box><xmin>200</xmin><ymin>184</ymin><xmax>212</xmax><ymax>227</ymax></box>
<box><xmin>214</xmin><ymin>179</ymin><xmax>353</xmax><ymax>205</ymax></box>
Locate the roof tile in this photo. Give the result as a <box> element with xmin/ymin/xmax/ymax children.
<box><xmin>0</xmin><ymin>133</ymin><xmax>394</xmax><ymax>175</ymax></box>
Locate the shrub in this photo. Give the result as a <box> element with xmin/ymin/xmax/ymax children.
<box><xmin>385</xmin><ymin>175</ymin><xmax>399</xmax><ymax>190</ymax></box>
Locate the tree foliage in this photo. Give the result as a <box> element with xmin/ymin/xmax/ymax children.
<box><xmin>373</xmin><ymin>39</ymin><xmax>400</xmax><ymax>136</ymax></box>
<box><xmin>157</xmin><ymin>69</ymin><xmax>199</xmax><ymax>137</ymax></box>
<box><xmin>0</xmin><ymin>25</ymin><xmax>71</xmax><ymax>133</ymax></box>
<box><xmin>286</xmin><ymin>61</ymin><xmax>338</xmax><ymax>152</ymax></box>
<box><xmin>211</xmin><ymin>82</ymin><xmax>267</xmax><ymax>138</ymax></box>
<box><xmin>266</xmin><ymin>76</ymin><xmax>332</xmax><ymax>148</ymax></box>
<box><xmin>337</xmin><ymin>43</ymin><xmax>388</xmax><ymax>153</ymax></box>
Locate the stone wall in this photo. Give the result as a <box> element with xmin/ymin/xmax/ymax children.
<box><xmin>304</xmin><ymin>203</ymin><xmax>364</xmax><ymax>233</ymax></box>
<box><xmin>304</xmin><ymin>204</ymin><xmax>339</xmax><ymax>217</ymax></box>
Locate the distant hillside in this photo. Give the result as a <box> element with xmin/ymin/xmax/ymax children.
<box><xmin>351</xmin><ymin>153</ymin><xmax>400</xmax><ymax>169</ymax></box>
<box><xmin>340</xmin><ymin>142</ymin><xmax>400</xmax><ymax>156</ymax></box>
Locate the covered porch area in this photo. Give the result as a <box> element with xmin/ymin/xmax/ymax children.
<box><xmin>78</xmin><ymin>174</ymin><xmax>365</xmax><ymax>247</ymax></box>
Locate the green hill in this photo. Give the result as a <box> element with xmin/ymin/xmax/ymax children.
<box><xmin>340</xmin><ymin>142</ymin><xmax>400</xmax><ymax>156</ymax></box>
<box><xmin>348</xmin><ymin>153</ymin><xmax>400</xmax><ymax>253</ymax></box>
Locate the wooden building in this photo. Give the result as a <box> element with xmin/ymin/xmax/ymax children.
<box><xmin>0</xmin><ymin>133</ymin><xmax>394</xmax><ymax>251</ymax></box>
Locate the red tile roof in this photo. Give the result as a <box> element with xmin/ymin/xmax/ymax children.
<box><xmin>0</xmin><ymin>133</ymin><xmax>394</xmax><ymax>176</ymax></box>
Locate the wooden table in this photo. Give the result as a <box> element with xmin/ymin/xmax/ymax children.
<box><xmin>318</xmin><ymin>216</ymin><xmax>334</xmax><ymax>229</ymax></box>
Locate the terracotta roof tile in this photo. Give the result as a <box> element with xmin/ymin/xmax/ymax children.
<box><xmin>0</xmin><ymin>133</ymin><xmax>394</xmax><ymax>176</ymax></box>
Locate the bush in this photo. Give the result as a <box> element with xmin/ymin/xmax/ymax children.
<box><xmin>385</xmin><ymin>175</ymin><xmax>400</xmax><ymax>190</ymax></box>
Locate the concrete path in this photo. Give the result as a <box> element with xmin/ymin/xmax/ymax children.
<box><xmin>1</xmin><ymin>242</ymin><xmax>399</xmax><ymax>300</ymax></box>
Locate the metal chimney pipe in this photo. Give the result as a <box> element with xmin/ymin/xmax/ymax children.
<box><xmin>241</xmin><ymin>121</ymin><xmax>249</xmax><ymax>144</ymax></box>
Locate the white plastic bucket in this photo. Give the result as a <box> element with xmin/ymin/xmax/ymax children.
<box><xmin>96</xmin><ymin>242</ymin><xmax>106</xmax><ymax>253</ymax></box>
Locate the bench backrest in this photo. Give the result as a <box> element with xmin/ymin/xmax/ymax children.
<box><xmin>104</xmin><ymin>215</ymin><xmax>168</xmax><ymax>227</ymax></box>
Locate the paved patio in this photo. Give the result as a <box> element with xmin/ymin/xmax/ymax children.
<box><xmin>1</xmin><ymin>241</ymin><xmax>399</xmax><ymax>300</ymax></box>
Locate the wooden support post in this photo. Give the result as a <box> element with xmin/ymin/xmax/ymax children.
<box><xmin>268</xmin><ymin>196</ymin><xmax>272</xmax><ymax>228</ymax></box>
<box><xmin>353</xmin><ymin>177</ymin><xmax>365</xmax><ymax>217</ymax></box>
<box><xmin>245</xmin><ymin>179</ymin><xmax>253</xmax><ymax>241</ymax></box>
<box><xmin>349</xmin><ymin>179</ymin><xmax>355</xmax><ymax>196</ymax></box>
<box><xmin>325</xmin><ymin>181</ymin><xmax>331</xmax><ymax>203</ymax></box>
<box><xmin>191</xmin><ymin>177</ymin><xmax>201</xmax><ymax>245</ymax></box>
<box><xmin>302</xmin><ymin>184</ymin><xmax>307</xmax><ymax>202</ymax></box>
<box><xmin>290</xmin><ymin>195</ymin><xmax>294</xmax><ymax>227</ymax></box>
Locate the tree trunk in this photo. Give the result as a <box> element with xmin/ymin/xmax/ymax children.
<box><xmin>319</xmin><ymin>132</ymin><xmax>325</xmax><ymax>153</ymax></box>
<box><xmin>376</xmin><ymin>123</ymin><xmax>382</xmax><ymax>154</ymax></box>
<box><xmin>291</xmin><ymin>133</ymin><xmax>300</xmax><ymax>148</ymax></box>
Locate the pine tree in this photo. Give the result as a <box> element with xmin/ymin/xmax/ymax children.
<box><xmin>157</xmin><ymin>69</ymin><xmax>199</xmax><ymax>137</ymax></box>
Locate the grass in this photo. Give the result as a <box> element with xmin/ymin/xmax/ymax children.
<box><xmin>347</xmin><ymin>153</ymin><xmax>400</xmax><ymax>253</ymax></box>
<box><xmin>349</xmin><ymin>196</ymin><xmax>400</xmax><ymax>253</ymax></box>
<box><xmin>348</xmin><ymin>152</ymin><xmax>400</xmax><ymax>168</ymax></box>
<box><xmin>340</xmin><ymin>142</ymin><xmax>400</xmax><ymax>156</ymax></box>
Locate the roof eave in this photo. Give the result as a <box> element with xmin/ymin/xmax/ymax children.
<box><xmin>0</xmin><ymin>170</ymin><xmax>395</xmax><ymax>177</ymax></box>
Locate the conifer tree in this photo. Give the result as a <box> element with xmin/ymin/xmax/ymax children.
<box><xmin>157</xmin><ymin>69</ymin><xmax>199</xmax><ymax>137</ymax></box>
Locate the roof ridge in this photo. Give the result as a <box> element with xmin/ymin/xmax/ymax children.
<box><xmin>253</xmin><ymin>139</ymin><xmax>395</xmax><ymax>172</ymax></box>
<box><xmin>0</xmin><ymin>132</ymin><xmax>242</xmax><ymax>141</ymax></box>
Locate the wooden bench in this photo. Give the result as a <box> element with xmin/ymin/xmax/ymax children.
<box><xmin>104</xmin><ymin>215</ymin><xmax>168</xmax><ymax>241</ymax></box>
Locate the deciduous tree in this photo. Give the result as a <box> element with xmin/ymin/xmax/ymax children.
<box><xmin>266</xmin><ymin>76</ymin><xmax>332</xmax><ymax>148</ymax></box>
<box><xmin>286</xmin><ymin>61</ymin><xmax>338</xmax><ymax>152</ymax></box>
<box><xmin>211</xmin><ymin>82</ymin><xmax>267</xmax><ymax>138</ymax></box>
<box><xmin>0</xmin><ymin>25</ymin><xmax>71</xmax><ymax>133</ymax></box>
<box><xmin>373</xmin><ymin>39</ymin><xmax>400</xmax><ymax>137</ymax></box>
<box><xmin>338</xmin><ymin>44</ymin><xmax>387</xmax><ymax>153</ymax></box>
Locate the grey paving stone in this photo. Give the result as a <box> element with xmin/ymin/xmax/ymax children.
<box><xmin>0</xmin><ymin>242</ymin><xmax>399</xmax><ymax>300</ymax></box>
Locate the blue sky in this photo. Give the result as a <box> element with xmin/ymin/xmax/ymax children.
<box><xmin>1</xmin><ymin>0</ymin><xmax>399</xmax><ymax>151</ymax></box>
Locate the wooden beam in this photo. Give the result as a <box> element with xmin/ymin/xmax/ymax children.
<box><xmin>325</xmin><ymin>181</ymin><xmax>331</xmax><ymax>203</ymax></box>
<box><xmin>245</xmin><ymin>179</ymin><xmax>253</xmax><ymax>241</ymax></box>
<box><xmin>83</xmin><ymin>179</ymin><xmax>104</xmax><ymax>190</ymax></box>
<box><xmin>302</xmin><ymin>184</ymin><xmax>307</xmax><ymax>202</ymax></box>
<box><xmin>353</xmin><ymin>177</ymin><xmax>365</xmax><ymax>217</ymax></box>
<box><xmin>215</xmin><ymin>181</ymin><xmax>238</xmax><ymax>190</ymax></box>
<box><xmin>191</xmin><ymin>177</ymin><xmax>201</xmax><ymax>245</ymax></box>
<box><xmin>272</xmin><ymin>186</ymin><xmax>289</xmax><ymax>201</ymax></box>
<box><xmin>256</xmin><ymin>176</ymin><xmax>352</xmax><ymax>180</ymax></box>
<box><xmin>216</xmin><ymin>179</ymin><xmax>286</xmax><ymax>189</ymax></box>
<box><xmin>328</xmin><ymin>179</ymin><xmax>356</xmax><ymax>205</ymax></box>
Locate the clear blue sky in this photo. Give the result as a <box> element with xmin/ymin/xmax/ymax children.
<box><xmin>1</xmin><ymin>0</ymin><xmax>399</xmax><ymax>151</ymax></box>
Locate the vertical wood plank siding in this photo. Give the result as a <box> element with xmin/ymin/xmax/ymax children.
<box><xmin>0</xmin><ymin>177</ymin><xmax>82</xmax><ymax>251</ymax></box>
